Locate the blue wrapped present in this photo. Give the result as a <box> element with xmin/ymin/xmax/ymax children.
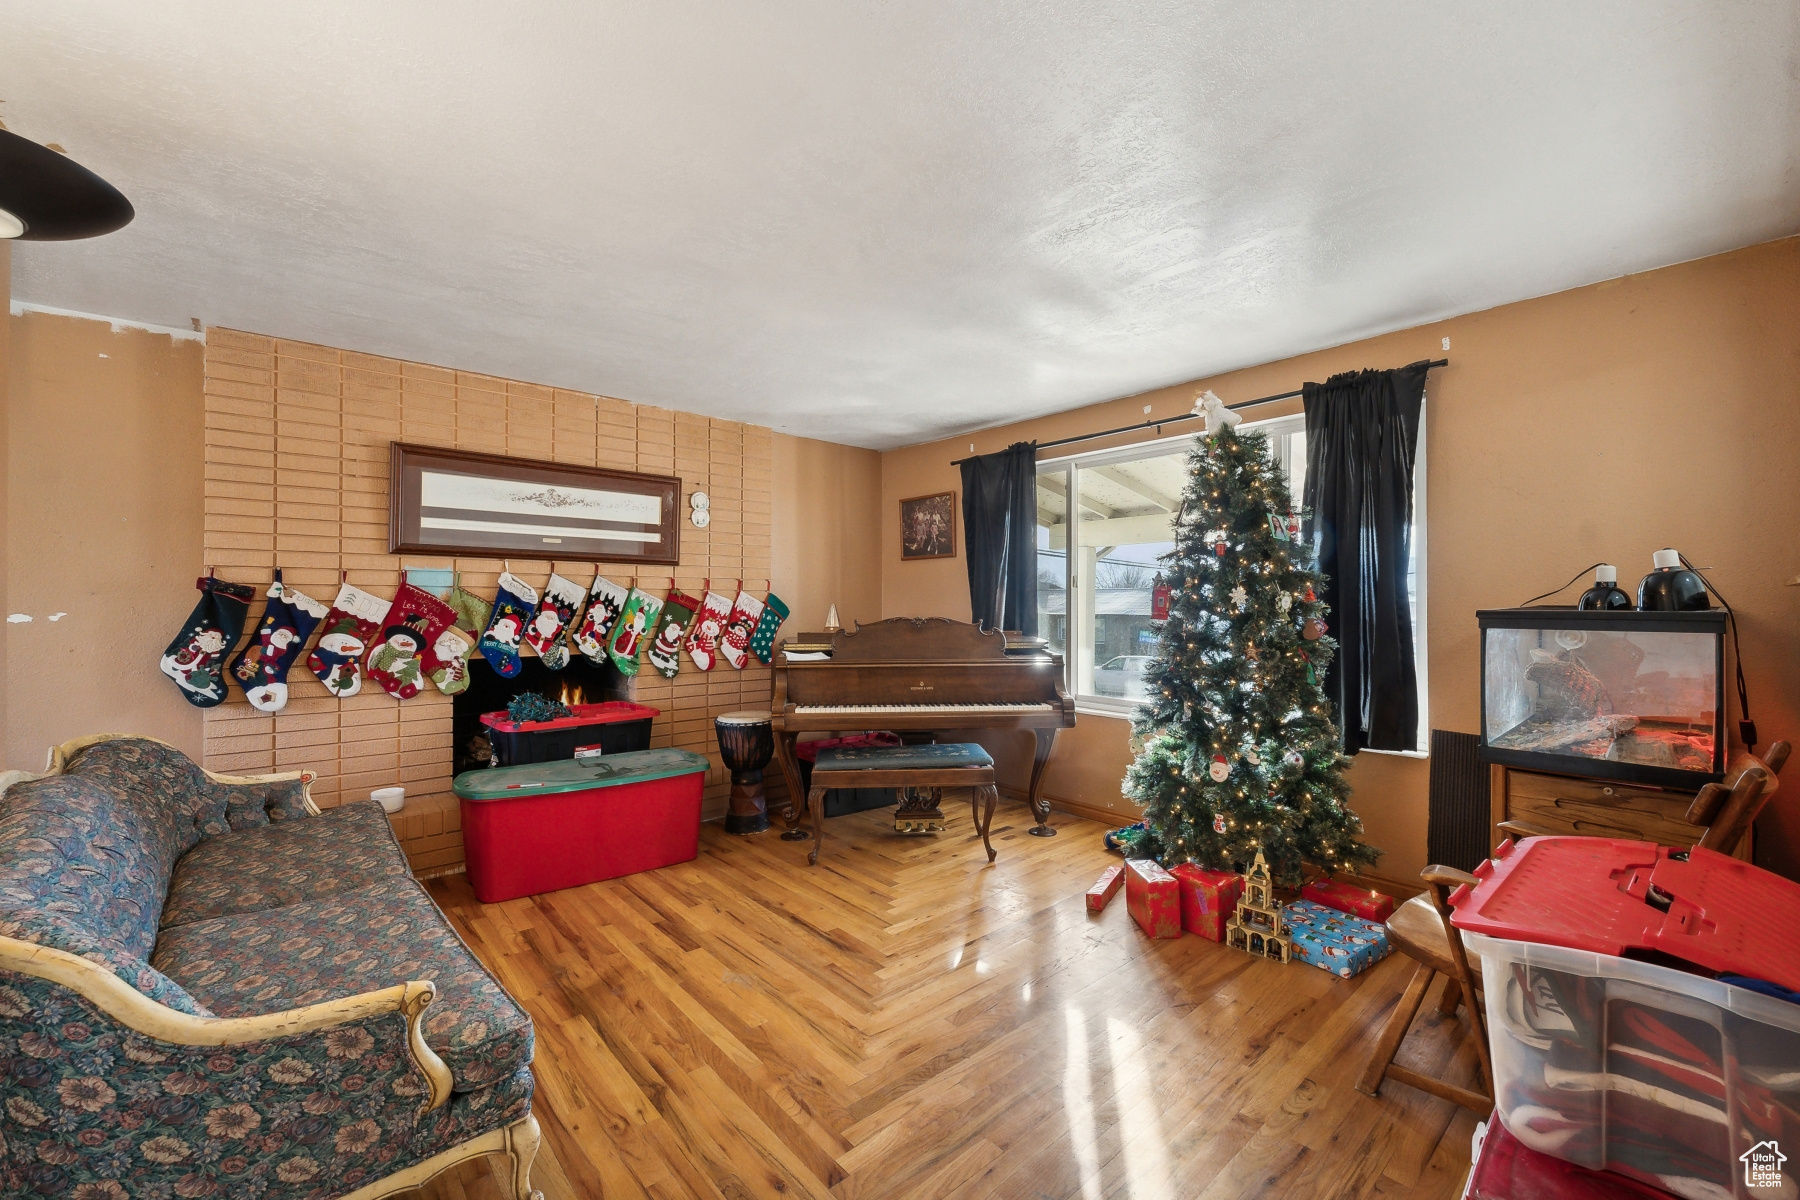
<box><xmin>1284</xmin><ymin>899</ymin><xmax>1392</xmax><ymax>978</ymax></box>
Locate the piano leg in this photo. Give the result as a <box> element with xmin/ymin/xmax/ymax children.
<box><xmin>1027</xmin><ymin>727</ymin><xmax>1058</xmax><ymax>837</ymax></box>
<box><xmin>774</xmin><ymin>732</ymin><xmax>811</xmax><ymax>841</ymax></box>
<box><xmin>807</xmin><ymin>783</ymin><xmax>827</xmax><ymax>866</ymax></box>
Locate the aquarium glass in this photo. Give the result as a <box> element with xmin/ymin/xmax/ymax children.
<box><xmin>1483</xmin><ymin>625</ymin><xmax>1718</xmax><ymax>774</ymax></box>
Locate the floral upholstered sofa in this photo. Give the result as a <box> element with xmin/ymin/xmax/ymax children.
<box><xmin>0</xmin><ymin>734</ymin><xmax>541</xmax><ymax>1200</ymax></box>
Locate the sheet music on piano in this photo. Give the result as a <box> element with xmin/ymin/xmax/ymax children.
<box><xmin>769</xmin><ymin>617</ymin><xmax>1075</xmax><ymax>837</ymax></box>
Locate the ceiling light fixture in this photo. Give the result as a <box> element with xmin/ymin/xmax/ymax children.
<box><xmin>0</xmin><ymin>129</ymin><xmax>133</xmax><ymax>240</ymax></box>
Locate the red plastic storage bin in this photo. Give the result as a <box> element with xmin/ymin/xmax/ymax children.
<box><xmin>453</xmin><ymin>748</ymin><xmax>709</xmax><ymax>902</ymax></box>
<box><xmin>479</xmin><ymin>700</ymin><xmax>660</xmax><ymax>766</ymax></box>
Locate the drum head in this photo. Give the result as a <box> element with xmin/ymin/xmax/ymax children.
<box><xmin>716</xmin><ymin>710</ymin><xmax>772</xmax><ymax>726</ymax></box>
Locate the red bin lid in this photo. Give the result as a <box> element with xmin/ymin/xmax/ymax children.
<box><xmin>1448</xmin><ymin>836</ymin><xmax>1800</xmax><ymax>992</ymax></box>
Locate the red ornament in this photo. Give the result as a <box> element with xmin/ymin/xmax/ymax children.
<box><xmin>1151</xmin><ymin>581</ymin><xmax>1171</xmax><ymax>621</ymax></box>
<box><xmin>1212</xmin><ymin>813</ymin><xmax>1227</xmax><ymax>834</ymax></box>
<box><xmin>1303</xmin><ymin>584</ymin><xmax>1316</xmax><ymax>603</ymax></box>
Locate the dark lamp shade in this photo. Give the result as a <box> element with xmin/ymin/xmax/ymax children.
<box><xmin>0</xmin><ymin>129</ymin><xmax>133</xmax><ymax>240</ymax></box>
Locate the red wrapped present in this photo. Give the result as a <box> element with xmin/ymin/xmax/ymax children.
<box><xmin>1299</xmin><ymin>878</ymin><xmax>1394</xmax><ymax>923</ymax></box>
<box><xmin>1125</xmin><ymin>859</ymin><xmax>1180</xmax><ymax>939</ymax></box>
<box><xmin>1087</xmin><ymin>864</ymin><xmax>1125</xmax><ymax>912</ymax></box>
<box><xmin>1171</xmin><ymin>863</ymin><xmax>1243</xmax><ymax>941</ymax></box>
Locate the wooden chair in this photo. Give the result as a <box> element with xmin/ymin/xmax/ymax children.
<box><xmin>1357</xmin><ymin>740</ymin><xmax>1789</xmax><ymax>1117</ymax></box>
<box><xmin>1354</xmin><ymin>865</ymin><xmax>1493</xmax><ymax>1115</ymax></box>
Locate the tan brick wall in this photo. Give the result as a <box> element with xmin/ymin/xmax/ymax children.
<box><xmin>201</xmin><ymin>330</ymin><xmax>776</xmax><ymax>876</ymax></box>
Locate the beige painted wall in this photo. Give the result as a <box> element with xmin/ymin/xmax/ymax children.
<box><xmin>772</xmin><ymin>433</ymin><xmax>883</xmax><ymax>636</ymax></box>
<box><xmin>881</xmin><ymin>236</ymin><xmax>1800</xmax><ymax>883</ymax></box>
<box><xmin>5</xmin><ymin>310</ymin><xmax>205</xmax><ymax>768</ymax></box>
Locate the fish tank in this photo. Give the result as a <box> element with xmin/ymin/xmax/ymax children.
<box><xmin>1478</xmin><ymin>608</ymin><xmax>1726</xmax><ymax>789</ymax></box>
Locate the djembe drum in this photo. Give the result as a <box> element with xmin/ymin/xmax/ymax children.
<box><xmin>715</xmin><ymin>710</ymin><xmax>775</xmax><ymax>835</ymax></box>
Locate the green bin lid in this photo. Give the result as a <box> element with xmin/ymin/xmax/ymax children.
<box><xmin>453</xmin><ymin>748</ymin><xmax>710</xmax><ymax>801</ymax></box>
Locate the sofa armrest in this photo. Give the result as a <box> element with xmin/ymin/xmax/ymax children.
<box><xmin>0</xmin><ymin>933</ymin><xmax>453</xmax><ymax>1110</ymax></box>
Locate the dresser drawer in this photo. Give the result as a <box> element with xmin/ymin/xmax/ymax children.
<box><xmin>1504</xmin><ymin>769</ymin><xmax>1706</xmax><ymax>848</ymax></box>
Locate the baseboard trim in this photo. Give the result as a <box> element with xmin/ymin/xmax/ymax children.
<box><xmin>997</xmin><ymin>785</ymin><xmax>1133</xmax><ymax>830</ymax></box>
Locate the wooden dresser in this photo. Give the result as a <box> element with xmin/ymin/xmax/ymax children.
<box><xmin>1490</xmin><ymin>764</ymin><xmax>1754</xmax><ymax>860</ymax></box>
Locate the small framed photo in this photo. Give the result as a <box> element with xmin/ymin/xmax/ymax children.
<box><xmin>899</xmin><ymin>491</ymin><xmax>957</xmax><ymax>560</ymax></box>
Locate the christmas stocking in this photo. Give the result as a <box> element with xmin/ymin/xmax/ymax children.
<box><xmin>477</xmin><ymin>572</ymin><xmax>538</xmax><ymax>678</ymax></box>
<box><xmin>446</xmin><ymin>580</ymin><xmax>492</xmax><ymax>640</ymax></box>
<box><xmin>229</xmin><ymin>571</ymin><xmax>328</xmax><ymax>712</ymax></box>
<box><xmin>684</xmin><ymin>590</ymin><xmax>734</xmax><ymax>672</ymax></box>
<box><xmin>160</xmin><ymin>576</ymin><xmax>256</xmax><ymax>707</ymax></box>
<box><xmin>524</xmin><ymin>573</ymin><xmax>585</xmax><ymax>670</ymax></box>
<box><xmin>307</xmin><ymin>584</ymin><xmax>391</xmax><ymax>699</ymax></box>
<box><xmin>427</xmin><ymin>624</ymin><xmax>477</xmax><ymax>696</ymax></box>
<box><xmin>718</xmin><ymin>589</ymin><xmax>764</xmax><ymax>670</ymax></box>
<box><xmin>365</xmin><ymin>581</ymin><xmax>456</xmax><ymax>700</ymax></box>
<box><xmin>646</xmin><ymin>589</ymin><xmax>699</xmax><ymax>679</ymax></box>
<box><xmin>749</xmin><ymin>591</ymin><xmax>790</xmax><ymax>664</ymax></box>
<box><xmin>570</xmin><ymin>575</ymin><xmax>627</xmax><ymax>665</ymax></box>
<box><xmin>606</xmin><ymin>587</ymin><xmax>663</xmax><ymax>676</ymax></box>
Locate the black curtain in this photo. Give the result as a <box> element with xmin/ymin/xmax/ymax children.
<box><xmin>960</xmin><ymin>441</ymin><xmax>1038</xmax><ymax>635</ymax></box>
<box><xmin>1302</xmin><ymin>361</ymin><xmax>1428</xmax><ymax>754</ymax></box>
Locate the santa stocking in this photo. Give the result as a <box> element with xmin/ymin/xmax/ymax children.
<box><xmin>749</xmin><ymin>591</ymin><xmax>790</xmax><ymax>664</ymax></box>
<box><xmin>684</xmin><ymin>590</ymin><xmax>734</xmax><ymax>672</ymax></box>
<box><xmin>229</xmin><ymin>572</ymin><xmax>328</xmax><ymax>712</ymax></box>
<box><xmin>160</xmin><ymin>576</ymin><xmax>256</xmax><ymax>707</ymax></box>
<box><xmin>525</xmin><ymin>573</ymin><xmax>584</xmax><ymax>670</ymax></box>
<box><xmin>365</xmin><ymin>581</ymin><xmax>455</xmax><ymax>700</ymax></box>
<box><xmin>646</xmin><ymin>590</ymin><xmax>699</xmax><ymax>679</ymax></box>
<box><xmin>477</xmin><ymin>572</ymin><xmax>538</xmax><ymax>678</ymax></box>
<box><xmin>718</xmin><ymin>589</ymin><xmax>764</xmax><ymax>670</ymax></box>
<box><xmin>606</xmin><ymin>587</ymin><xmax>663</xmax><ymax>677</ymax></box>
<box><xmin>570</xmin><ymin>575</ymin><xmax>627</xmax><ymax>665</ymax></box>
<box><xmin>307</xmin><ymin>584</ymin><xmax>391</xmax><ymax>699</ymax></box>
<box><xmin>427</xmin><ymin>624</ymin><xmax>476</xmax><ymax>695</ymax></box>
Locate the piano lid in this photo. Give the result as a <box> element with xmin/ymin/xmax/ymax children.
<box><xmin>816</xmin><ymin>617</ymin><xmax>1015</xmax><ymax>665</ymax></box>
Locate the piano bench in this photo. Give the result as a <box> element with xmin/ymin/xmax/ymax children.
<box><xmin>805</xmin><ymin>743</ymin><xmax>999</xmax><ymax>867</ymax></box>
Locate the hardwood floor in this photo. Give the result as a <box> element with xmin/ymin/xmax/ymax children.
<box><xmin>414</xmin><ymin>805</ymin><xmax>1484</xmax><ymax>1200</ymax></box>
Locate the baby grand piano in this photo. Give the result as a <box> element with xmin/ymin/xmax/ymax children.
<box><xmin>769</xmin><ymin>617</ymin><xmax>1075</xmax><ymax>836</ymax></box>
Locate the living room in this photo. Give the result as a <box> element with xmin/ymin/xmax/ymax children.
<box><xmin>3</xmin><ymin>7</ymin><xmax>1798</xmax><ymax>1200</ymax></box>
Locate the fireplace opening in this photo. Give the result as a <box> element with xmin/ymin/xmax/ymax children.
<box><xmin>453</xmin><ymin>654</ymin><xmax>632</xmax><ymax>775</ymax></box>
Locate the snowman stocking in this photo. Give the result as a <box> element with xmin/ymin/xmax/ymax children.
<box><xmin>306</xmin><ymin>584</ymin><xmax>391</xmax><ymax>699</ymax></box>
<box><xmin>365</xmin><ymin>581</ymin><xmax>456</xmax><ymax>700</ymax></box>
<box><xmin>646</xmin><ymin>589</ymin><xmax>699</xmax><ymax>679</ymax></box>
<box><xmin>684</xmin><ymin>590</ymin><xmax>734</xmax><ymax>672</ymax></box>
<box><xmin>160</xmin><ymin>575</ymin><xmax>256</xmax><ymax>707</ymax></box>
<box><xmin>524</xmin><ymin>573</ymin><xmax>584</xmax><ymax>670</ymax></box>
<box><xmin>748</xmin><ymin>591</ymin><xmax>790</xmax><ymax>664</ymax></box>
<box><xmin>718</xmin><ymin>589</ymin><xmax>764</xmax><ymax>670</ymax></box>
<box><xmin>229</xmin><ymin>572</ymin><xmax>328</xmax><ymax>712</ymax></box>
<box><xmin>477</xmin><ymin>572</ymin><xmax>538</xmax><ymax>678</ymax></box>
<box><xmin>606</xmin><ymin>587</ymin><xmax>663</xmax><ymax>676</ymax></box>
<box><xmin>570</xmin><ymin>575</ymin><xmax>627</xmax><ymax>665</ymax></box>
<box><xmin>427</xmin><ymin>624</ymin><xmax>477</xmax><ymax>695</ymax></box>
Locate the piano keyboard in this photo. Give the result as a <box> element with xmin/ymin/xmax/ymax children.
<box><xmin>794</xmin><ymin>702</ymin><xmax>1054</xmax><ymax>715</ymax></box>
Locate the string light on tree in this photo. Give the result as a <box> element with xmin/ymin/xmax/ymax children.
<box><xmin>1122</xmin><ymin>392</ymin><xmax>1380</xmax><ymax>887</ymax></box>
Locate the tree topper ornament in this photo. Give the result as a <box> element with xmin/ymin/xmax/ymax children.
<box><xmin>1195</xmin><ymin>389</ymin><xmax>1243</xmax><ymax>434</ymax></box>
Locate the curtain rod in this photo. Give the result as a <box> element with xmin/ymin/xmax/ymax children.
<box><xmin>949</xmin><ymin>358</ymin><xmax>1448</xmax><ymax>465</ymax></box>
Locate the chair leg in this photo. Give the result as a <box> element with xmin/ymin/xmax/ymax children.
<box><xmin>979</xmin><ymin>783</ymin><xmax>998</xmax><ymax>863</ymax></box>
<box><xmin>807</xmin><ymin>785</ymin><xmax>827</xmax><ymax>866</ymax></box>
<box><xmin>502</xmin><ymin>1113</ymin><xmax>545</xmax><ymax>1200</ymax></box>
<box><xmin>1356</xmin><ymin>961</ymin><xmax>1435</xmax><ymax>1098</ymax></box>
<box><xmin>1437</xmin><ymin>976</ymin><xmax>1461</xmax><ymax>1017</ymax></box>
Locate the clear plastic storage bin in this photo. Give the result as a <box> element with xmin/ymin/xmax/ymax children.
<box><xmin>1465</xmin><ymin>929</ymin><xmax>1800</xmax><ymax>1200</ymax></box>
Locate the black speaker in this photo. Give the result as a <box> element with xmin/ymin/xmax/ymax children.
<box><xmin>1427</xmin><ymin>730</ymin><xmax>1489</xmax><ymax>872</ymax></box>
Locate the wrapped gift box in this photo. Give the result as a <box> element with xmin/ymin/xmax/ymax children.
<box><xmin>1171</xmin><ymin>863</ymin><xmax>1242</xmax><ymax>941</ymax></box>
<box><xmin>1087</xmin><ymin>864</ymin><xmax>1125</xmax><ymax>912</ymax></box>
<box><xmin>1125</xmin><ymin>859</ymin><xmax>1181</xmax><ymax>939</ymax></box>
<box><xmin>1299</xmin><ymin>878</ymin><xmax>1395</xmax><ymax>923</ymax></box>
<box><xmin>1285</xmin><ymin>900</ymin><xmax>1392</xmax><ymax>977</ymax></box>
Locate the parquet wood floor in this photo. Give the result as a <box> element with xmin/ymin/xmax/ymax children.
<box><xmin>415</xmin><ymin>807</ymin><xmax>1483</xmax><ymax>1200</ymax></box>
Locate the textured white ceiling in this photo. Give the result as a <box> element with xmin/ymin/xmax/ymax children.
<box><xmin>4</xmin><ymin>2</ymin><xmax>1798</xmax><ymax>449</ymax></box>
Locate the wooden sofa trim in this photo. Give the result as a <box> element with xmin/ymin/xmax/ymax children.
<box><xmin>339</xmin><ymin>1112</ymin><xmax>544</xmax><ymax>1200</ymax></box>
<box><xmin>43</xmin><ymin>732</ymin><xmax>323</xmax><ymax>815</ymax></box>
<box><xmin>0</xmin><ymin>934</ymin><xmax>455</xmax><ymax>1111</ymax></box>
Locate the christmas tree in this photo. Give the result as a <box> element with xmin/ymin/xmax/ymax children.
<box><xmin>1122</xmin><ymin>412</ymin><xmax>1379</xmax><ymax>886</ymax></box>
